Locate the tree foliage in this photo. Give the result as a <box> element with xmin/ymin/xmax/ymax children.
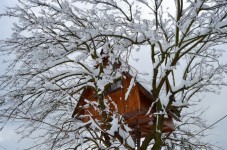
<box><xmin>0</xmin><ymin>0</ymin><xmax>227</xmax><ymax>149</ymax></box>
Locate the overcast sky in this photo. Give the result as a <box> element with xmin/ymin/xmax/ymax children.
<box><xmin>0</xmin><ymin>0</ymin><xmax>227</xmax><ymax>150</ymax></box>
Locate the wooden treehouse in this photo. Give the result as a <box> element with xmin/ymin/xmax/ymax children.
<box><xmin>72</xmin><ymin>53</ymin><xmax>175</xmax><ymax>148</ymax></box>
<box><xmin>72</xmin><ymin>73</ymin><xmax>175</xmax><ymax>138</ymax></box>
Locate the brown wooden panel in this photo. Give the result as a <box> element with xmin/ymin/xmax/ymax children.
<box><xmin>106</xmin><ymin>75</ymin><xmax>141</xmax><ymax>114</ymax></box>
<box><xmin>107</xmin><ymin>89</ymin><xmax>125</xmax><ymax>113</ymax></box>
<box><xmin>139</xmin><ymin>90</ymin><xmax>154</xmax><ymax>111</ymax></box>
<box><xmin>122</xmin><ymin>76</ymin><xmax>141</xmax><ymax>113</ymax></box>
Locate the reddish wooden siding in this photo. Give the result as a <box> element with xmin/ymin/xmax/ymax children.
<box><xmin>107</xmin><ymin>89</ymin><xmax>125</xmax><ymax>113</ymax></box>
<box><xmin>139</xmin><ymin>90</ymin><xmax>153</xmax><ymax>110</ymax></box>
<box><xmin>107</xmin><ymin>75</ymin><xmax>141</xmax><ymax>114</ymax></box>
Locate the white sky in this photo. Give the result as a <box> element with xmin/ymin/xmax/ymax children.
<box><xmin>0</xmin><ymin>0</ymin><xmax>227</xmax><ymax>149</ymax></box>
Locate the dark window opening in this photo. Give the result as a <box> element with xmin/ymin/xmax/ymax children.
<box><xmin>107</xmin><ymin>80</ymin><xmax>123</xmax><ymax>92</ymax></box>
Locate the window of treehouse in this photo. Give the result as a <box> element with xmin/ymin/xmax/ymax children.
<box><xmin>107</xmin><ymin>80</ymin><xmax>122</xmax><ymax>92</ymax></box>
